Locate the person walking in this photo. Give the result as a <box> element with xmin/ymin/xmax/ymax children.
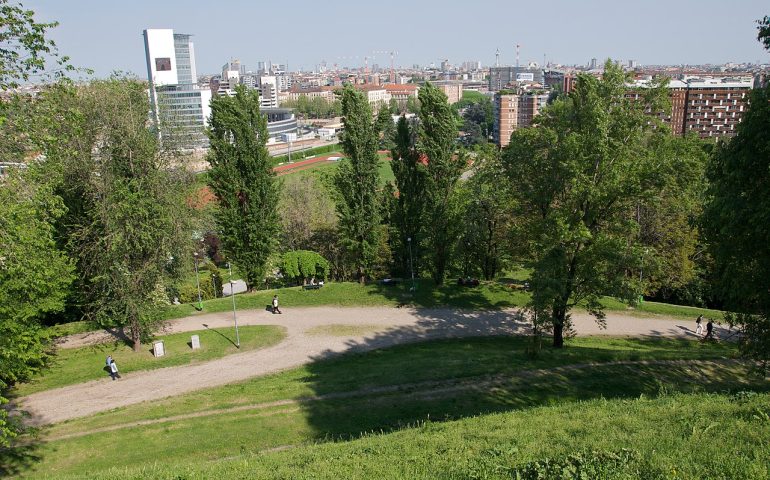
<box><xmin>703</xmin><ymin>318</ymin><xmax>714</xmax><ymax>341</ymax></box>
<box><xmin>272</xmin><ymin>295</ymin><xmax>282</xmax><ymax>314</ymax></box>
<box><xmin>695</xmin><ymin>315</ymin><xmax>704</xmax><ymax>336</ymax></box>
<box><xmin>109</xmin><ymin>359</ymin><xmax>121</xmax><ymax>380</ymax></box>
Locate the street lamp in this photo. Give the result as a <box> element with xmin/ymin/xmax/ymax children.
<box><xmin>193</xmin><ymin>252</ymin><xmax>203</xmax><ymax>311</ymax></box>
<box><xmin>407</xmin><ymin>237</ymin><xmax>415</xmax><ymax>292</ymax></box>
<box><xmin>227</xmin><ymin>262</ymin><xmax>240</xmax><ymax>348</ymax></box>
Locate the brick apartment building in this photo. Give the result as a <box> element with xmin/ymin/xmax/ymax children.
<box><xmin>493</xmin><ymin>92</ymin><xmax>549</xmax><ymax>147</ymax></box>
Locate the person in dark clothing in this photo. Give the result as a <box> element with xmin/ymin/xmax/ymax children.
<box><xmin>272</xmin><ymin>295</ymin><xmax>282</xmax><ymax>314</ymax></box>
<box><xmin>704</xmin><ymin>318</ymin><xmax>714</xmax><ymax>341</ymax></box>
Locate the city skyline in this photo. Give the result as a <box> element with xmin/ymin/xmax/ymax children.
<box><xmin>27</xmin><ymin>0</ymin><xmax>770</xmax><ymax>78</ymax></box>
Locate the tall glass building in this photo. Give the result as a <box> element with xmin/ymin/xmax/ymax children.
<box><xmin>143</xmin><ymin>29</ymin><xmax>211</xmax><ymax>149</ymax></box>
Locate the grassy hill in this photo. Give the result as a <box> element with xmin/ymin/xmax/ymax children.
<box><xmin>14</xmin><ymin>336</ymin><xmax>768</xmax><ymax>478</ymax></box>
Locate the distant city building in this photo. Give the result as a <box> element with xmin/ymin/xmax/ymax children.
<box><xmin>433</xmin><ymin>81</ymin><xmax>463</xmax><ymax>104</ymax></box>
<box><xmin>655</xmin><ymin>77</ymin><xmax>752</xmax><ymax>138</ymax></box>
<box><xmin>488</xmin><ymin>66</ymin><xmax>544</xmax><ymax>91</ymax></box>
<box><xmin>143</xmin><ymin>28</ymin><xmax>212</xmax><ymax>149</ymax></box>
<box><xmin>259</xmin><ymin>76</ymin><xmax>279</xmax><ymax>108</ymax></box>
<box><xmin>493</xmin><ymin>91</ymin><xmax>548</xmax><ymax>147</ymax></box>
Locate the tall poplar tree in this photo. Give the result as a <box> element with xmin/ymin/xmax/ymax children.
<box><xmin>207</xmin><ymin>85</ymin><xmax>280</xmax><ymax>289</ymax></box>
<box><xmin>418</xmin><ymin>82</ymin><xmax>463</xmax><ymax>285</ymax></box>
<box><xmin>334</xmin><ymin>85</ymin><xmax>381</xmax><ymax>283</ymax></box>
<box><xmin>390</xmin><ymin>115</ymin><xmax>425</xmax><ymax>277</ymax></box>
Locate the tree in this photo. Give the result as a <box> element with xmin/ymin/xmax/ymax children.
<box><xmin>333</xmin><ymin>85</ymin><xmax>381</xmax><ymax>283</ymax></box>
<box><xmin>758</xmin><ymin>15</ymin><xmax>770</xmax><ymax>51</ymax></box>
<box><xmin>503</xmin><ymin>61</ymin><xmax>671</xmax><ymax>347</ymax></box>
<box><xmin>280</xmin><ymin>250</ymin><xmax>329</xmax><ymax>285</ymax></box>
<box><xmin>0</xmin><ymin>171</ymin><xmax>73</xmax><ymax>448</ymax></box>
<box><xmin>53</xmin><ymin>79</ymin><xmax>193</xmax><ymax>352</ymax></box>
<box><xmin>279</xmin><ymin>174</ymin><xmax>337</xmax><ymax>251</ymax></box>
<box><xmin>418</xmin><ymin>82</ymin><xmax>464</xmax><ymax>285</ymax></box>
<box><xmin>390</xmin><ymin>115</ymin><xmax>426</xmax><ymax>277</ymax></box>
<box><xmin>0</xmin><ymin>0</ymin><xmax>71</xmax><ymax>89</ymax></box>
<box><xmin>704</xmin><ymin>83</ymin><xmax>770</xmax><ymax>368</ymax></box>
<box><xmin>375</xmin><ymin>105</ymin><xmax>396</xmax><ymax>150</ymax></box>
<box><xmin>207</xmin><ymin>85</ymin><xmax>281</xmax><ymax>290</ymax></box>
<box><xmin>456</xmin><ymin>149</ymin><xmax>515</xmax><ymax>280</ymax></box>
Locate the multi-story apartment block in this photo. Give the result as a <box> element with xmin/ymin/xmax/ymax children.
<box><xmin>493</xmin><ymin>91</ymin><xmax>549</xmax><ymax>147</ymax></box>
<box><xmin>433</xmin><ymin>81</ymin><xmax>463</xmax><ymax>104</ymax></box>
<box><xmin>629</xmin><ymin>76</ymin><xmax>753</xmax><ymax>138</ymax></box>
<box><xmin>143</xmin><ymin>28</ymin><xmax>212</xmax><ymax>149</ymax></box>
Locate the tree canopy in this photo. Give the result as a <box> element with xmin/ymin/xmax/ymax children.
<box><xmin>503</xmin><ymin>61</ymin><xmax>673</xmax><ymax>347</ymax></box>
<box><xmin>207</xmin><ymin>85</ymin><xmax>281</xmax><ymax>290</ymax></box>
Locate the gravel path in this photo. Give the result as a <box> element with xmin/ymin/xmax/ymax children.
<box><xmin>19</xmin><ymin>306</ymin><xmax>721</xmax><ymax>426</ymax></box>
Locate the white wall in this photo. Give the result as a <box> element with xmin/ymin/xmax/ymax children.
<box><xmin>143</xmin><ymin>29</ymin><xmax>178</xmax><ymax>87</ymax></box>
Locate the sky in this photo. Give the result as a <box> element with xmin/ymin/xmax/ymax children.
<box><xmin>26</xmin><ymin>0</ymin><xmax>770</xmax><ymax>79</ymax></box>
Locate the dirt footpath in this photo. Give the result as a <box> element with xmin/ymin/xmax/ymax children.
<box><xmin>21</xmin><ymin>306</ymin><xmax>717</xmax><ymax>426</ymax></box>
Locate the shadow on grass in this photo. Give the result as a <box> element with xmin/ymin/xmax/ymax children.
<box><xmin>0</xmin><ymin>410</ymin><xmax>43</xmax><ymax>477</ymax></box>
<box><xmin>201</xmin><ymin>323</ymin><xmax>238</xmax><ymax>348</ymax></box>
<box><xmin>295</xmin><ymin>303</ymin><xmax>756</xmax><ymax>445</ymax></box>
<box><xmin>368</xmin><ymin>277</ymin><xmax>527</xmax><ymax>310</ymax></box>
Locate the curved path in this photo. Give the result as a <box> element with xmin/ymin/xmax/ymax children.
<box><xmin>19</xmin><ymin>306</ymin><xmax>723</xmax><ymax>426</ymax></box>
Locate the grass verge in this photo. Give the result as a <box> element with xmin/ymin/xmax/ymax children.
<box><xmin>15</xmin><ymin>325</ymin><xmax>286</xmax><ymax>396</ymax></box>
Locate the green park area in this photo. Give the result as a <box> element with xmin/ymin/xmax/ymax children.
<box><xmin>17</xmin><ymin>336</ymin><xmax>769</xmax><ymax>479</ymax></box>
<box><xmin>15</xmin><ymin>326</ymin><xmax>286</xmax><ymax>396</ymax></box>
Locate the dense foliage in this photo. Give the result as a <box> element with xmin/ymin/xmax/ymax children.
<box><xmin>333</xmin><ymin>85</ymin><xmax>382</xmax><ymax>283</ymax></box>
<box><xmin>207</xmin><ymin>86</ymin><xmax>281</xmax><ymax>290</ymax></box>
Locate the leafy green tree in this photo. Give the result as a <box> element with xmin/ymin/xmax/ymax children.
<box><xmin>375</xmin><ymin>106</ymin><xmax>396</xmax><ymax>150</ymax></box>
<box><xmin>0</xmin><ymin>0</ymin><xmax>71</xmax><ymax>89</ymax></box>
<box><xmin>704</xmin><ymin>83</ymin><xmax>770</xmax><ymax>368</ymax></box>
<box><xmin>456</xmin><ymin>149</ymin><xmax>515</xmax><ymax>279</ymax></box>
<box><xmin>55</xmin><ymin>79</ymin><xmax>193</xmax><ymax>352</ymax></box>
<box><xmin>418</xmin><ymin>82</ymin><xmax>463</xmax><ymax>285</ymax></box>
<box><xmin>207</xmin><ymin>86</ymin><xmax>281</xmax><ymax>290</ymax></box>
<box><xmin>333</xmin><ymin>85</ymin><xmax>381</xmax><ymax>283</ymax></box>
<box><xmin>406</xmin><ymin>95</ymin><xmax>420</xmax><ymax>114</ymax></box>
<box><xmin>279</xmin><ymin>175</ymin><xmax>337</xmax><ymax>251</ymax></box>
<box><xmin>503</xmin><ymin>62</ymin><xmax>670</xmax><ymax>347</ymax></box>
<box><xmin>758</xmin><ymin>15</ymin><xmax>770</xmax><ymax>51</ymax></box>
<box><xmin>388</xmin><ymin>97</ymin><xmax>400</xmax><ymax>115</ymax></box>
<box><xmin>281</xmin><ymin>250</ymin><xmax>329</xmax><ymax>285</ymax></box>
<box><xmin>0</xmin><ymin>171</ymin><xmax>73</xmax><ymax>448</ymax></box>
<box><xmin>637</xmin><ymin>133</ymin><xmax>710</xmax><ymax>304</ymax></box>
<box><xmin>390</xmin><ymin>115</ymin><xmax>426</xmax><ymax>277</ymax></box>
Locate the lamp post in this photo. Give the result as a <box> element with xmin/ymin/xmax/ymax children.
<box><xmin>407</xmin><ymin>237</ymin><xmax>415</xmax><ymax>292</ymax></box>
<box><xmin>193</xmin><ymin>252</ymin><xmax>203</xmax><ymax>311</ymax></box>
<box><xmin>227</xmin><ymin>262</ymin><xmax>240</xmax><ymax>348</ymax></box>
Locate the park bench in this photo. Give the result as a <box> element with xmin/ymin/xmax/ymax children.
<box><xmin>302</xmin><ymin>283</ymin><xmax>322</xmax><ymax>290</ymax></box>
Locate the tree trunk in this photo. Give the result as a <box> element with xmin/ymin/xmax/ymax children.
<box><xmin>130</xmin><ymin>326</ymin><xmax>141</xmax><ymax>352</ymax></box>
<box><xmin>552</xmin><ymin>303</ymin><xmax>567</xmax><ymax>348</ymax></box>
<box><xmin>553</xmin><ymin>322</ymin><xmax>564</xmax><ymax>348</ymax></box>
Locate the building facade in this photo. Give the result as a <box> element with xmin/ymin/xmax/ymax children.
<box><xmin>143</xmin><ymin>29</ymin><xmax>211</xmax><ymax>149</ymax></box>
<box><xmin>493</xmin><ymin>92</ymin><xmax>549</xmax><ymax>147</ymax></box>
<box><xmin>489</xmin><ymin>67</ymin><xmax>544</xmax><ymax>92</ymax></box>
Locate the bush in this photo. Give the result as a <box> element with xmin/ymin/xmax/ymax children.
<box><xmin>281</xmin><ymin>250</ymin><xmax>329</xmax><ymax>285</ymax></box>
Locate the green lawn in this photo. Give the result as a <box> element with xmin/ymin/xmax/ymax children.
<box><xmin>158</xmin><ymin>279</ymin><xmax>721</xmax><ymax>323</ymax></box>
<box><xmin>60</xmin><ymin>392</ymin><xmax>770</xmax><ymax>480</ymax></box>
<box><xmin>280</xmin><ymin>156</ymin><xmax>394</xmax><ymax>187</ymax></box>
<box><xmin>20</xmin><ymin>336</ymin><xmax>763</xmax><ymax>478</ymax></box>
<box><xmin>14</xmin><ymin>325</ymin><xmax>286</xmax><ymax>396</ymax></box>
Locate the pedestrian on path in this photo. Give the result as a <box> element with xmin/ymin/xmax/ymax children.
<box><xmin>109</xmin><ymin>359</ymin><xmax>121</xmax><ymax>380</ymax></box>
<box><xmin>695</xmin><ymin>315</ymin><xmax>704</xmax><ymax>336</ymax></box>
<box><xmin>703</xmin><ymin>318</ymin><xmax>714</xmax><ymax>341</ymax></box>
<box><xmin>272</xmin><ymin>295</ymin><xmax>282</xmax><ymax>314</ymax></box>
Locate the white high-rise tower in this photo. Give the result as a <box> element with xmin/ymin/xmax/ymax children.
<box><xmin>143</xmin><ymin>28</ymin><xmax>211</xmax><ymax>149</ymax></box>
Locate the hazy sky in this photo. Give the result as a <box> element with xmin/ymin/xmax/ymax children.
<box><xmin>26</xmin><ymin>0</ymin><xmax>770</xmax><ymax>78</ymax></box>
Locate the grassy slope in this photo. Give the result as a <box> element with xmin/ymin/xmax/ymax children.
<box><xmin>22</xmin><ymin>336</ymin><xmax>766</xmax><ymax>478</ymax></box>
<box><xmin>15</xmin><ymin>326</ymin><xmax>286</xmax><ymax>396</ymax></box>
<box><xmin>74</xmin><ymin>392</ymin><xmax>770</xmax><ymax>480</ymax></box>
